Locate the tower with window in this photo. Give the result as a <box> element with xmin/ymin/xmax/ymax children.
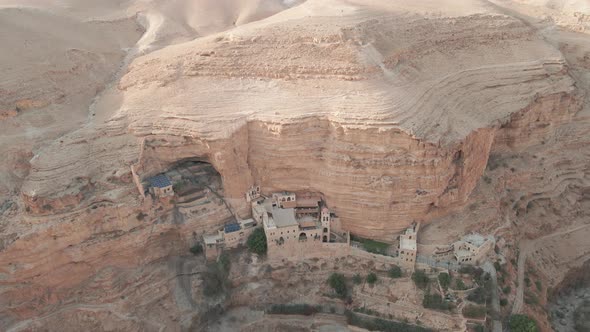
<box><xmin>321</xmin><ymin>207</ymin><xmax>330</xmax><ymax>242</ymax></box>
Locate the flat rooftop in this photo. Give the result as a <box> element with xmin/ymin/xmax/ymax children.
<box><xmin>203</xmin><ymin>233</ymin><xmax>222</xmax><ymax>245</ymax></box>
<box><xmin>462</xmin><ymin>234</ymin><xmax>488</xmax><ymax>247</ymax></box>
<box><xmin>400</xmin><ymin>237</ymin><xmax>416</xmax><ymax>251</ymax></box>
<box><xmin>271</xmin><ymin>207</ymin><xmax>298</xmax><ymax>228</ymax></box>
<box><xmin>297</xmin><ymin>197</ymin><xmax>320</xmax><ymax>208</ymax></box>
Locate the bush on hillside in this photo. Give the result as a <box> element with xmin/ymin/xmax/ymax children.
<box><xmin>247</xmin><ymin>228</ymin><xmax>267</xmax><ymax>255</ymax></box>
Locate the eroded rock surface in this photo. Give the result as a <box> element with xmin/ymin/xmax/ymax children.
<box><xmin>1</xmin><ymin>0</ymin><xmax>589</xmax><ymax>331</ymax></box>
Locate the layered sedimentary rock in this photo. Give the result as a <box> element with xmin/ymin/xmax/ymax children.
<box><xmin>19</xmin><ymin>0</ymin><xmax>578</xmax><ymax>239</ymax></box>
<box><xmin>1</xmin><ymin>0</ymin><xmax>589</xmax><ymax>330</ymax></box>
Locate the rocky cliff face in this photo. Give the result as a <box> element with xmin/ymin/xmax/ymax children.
<box><xmin>1</xmin><ymin>0</ymin><xmax>590</xmax><ymax>330</ymax></box>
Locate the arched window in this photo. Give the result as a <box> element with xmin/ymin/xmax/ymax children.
<box><xmin>323</xmin><ymin>227</ymin><xmax>328</xmax><ymax>233</ymax></box>
<box><xmin>323</xmin><ymin>235</ymin><xmax>328</xmax><ymax>242</ymax></box>
<box><xmin>299</xmin><ymin>232</ymin><xmax>307</xmax><ymax>241</ymax></box>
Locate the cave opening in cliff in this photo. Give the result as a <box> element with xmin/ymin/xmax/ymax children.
<box><xmin>163</xmin><ymin>158</ymin><xmax>223</xmax><ymax>204</ymax></box>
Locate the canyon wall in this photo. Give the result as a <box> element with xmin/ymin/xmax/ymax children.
<box><xmin>121</xmin><ymin>92</ymin><xmax>578</xmax><ymax>241</ymax></box>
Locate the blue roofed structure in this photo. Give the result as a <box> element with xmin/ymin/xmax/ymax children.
<box><xmin>147</xmin><ymin>174</ymin><xmax>174</xmax><ymax>197</ymax></box>
<box><xmin>224</xmin><ymin>223</ymin><xmax>241</xmax><ymax>233</ymax></box>
<box><xmin>149</xmin><ymin>174</ymin><xmax>172</xmax><ymax>188</ymax></box>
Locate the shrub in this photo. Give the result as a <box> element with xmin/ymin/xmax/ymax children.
<box><xmin>388</xmin><ymin>265</ymin><xmax>402</xmax><ymax>278</ymax></box>
<box><xmin>267</xmin><ymin>304</ymin><xmax>320</xmax><ymax>316</ymax></box>
<box><xmin>455</xmin><ymin>279</ymin><xmax>467</xmax><ymax>290</ymax></box>
<box><xmin>438</xmin><ymin>273</ymin><xmax>451</xmax><ymax>290</ymax></box>
<box><xmin>412</xmin><ymin>270</ymin><xmax>430</xmax><ymax>289</ymax></box>
<box><xmin>367</xmin><ymin>272</ymin><xmax>378</xmax><ymax>285</ymax></box>
<box><xmin>351</xmin><ymin>235</ymin><xmax>390</xmax><ymax>254</ymax></box>
<box><xmin>353</xmin><ymin>274</ymin><xmax>362</xmax><ymax>284</ymax></box>
<box><xmin>573</xmin><ymin>299</ymin><xmax>590</xmax><ymax>332</ymax></box>
<box><xmin>459</xmin><ymin>265</ymin><xmax>484</xmax><ymax>279</ymax></box>
<box><xmin>247</xmin><ymin>228</ymin><xmax>267</xmax><ymax>255</ymax></box>
<box><xmin>500</xmin><ymin>298</ymin><xmax>508</xmax><ymax>306</ymax></box>
<box><xmin>328</xmin><ymin>273</ymin><xmax>347</xmax><ymax>298</ymax></box>
<box><xmin>535</xmin><ymin>280</ymin><xmax>542</xmax><ymax>292</ymax></box>
<box><xmin>462</xmin><ymin>305</ymin><xmax>486</xmax><ymax>318</ymax></box>
<box><xmin>190</xmin><ymin>243</ymin><xmax>203</xmax><ymax>255</ymax></box>
<box><xmin>202</xmin><ymin>252</ymin><xmax>231</xmax><ymax>297</ymax></box>
<box><xmin>467</xmin><ymin>285</ymin><xmax>491</xmax><ymax>304</ymax></box>
<box><xmin>525</xmin><ymin>292</ymin><xmax>539</xmax><ymax>305</ymax></box>
<box><xmin>344</xmin><ymin>310</ymin><xmax>433</xmax><ymax>332</ymax></box>
<box><xmin>494</xmin><ymin>261</ymin><xmax>502</xmax><ymax>272</ymax></box>
<box><xmin>524</xmin><ymin>277</ymin><xmax>531</xmax><ymax>287</ymax></box>
<box><xmin>136</xmin><ymin>212</ymin><xmax>147</xmax><ymax>221</ymax></box>
<box><xmin>219</xmin><ymin>252</ymin><xmax>230</xmax><ymax>273</ymax></box>
<box><xmin>509</xmin><ymin>314</ymin><xmax>539</xmax><ymax>332</ymax></box>
<box><xmin>503</xmin><ymin>286</ymin><xmax>512</xmax><ymax>294</ymax></box>
<box><xmin>423</xmin><ymin>293</ymin><xmax>454</xmax><ymax>311</ymax></box>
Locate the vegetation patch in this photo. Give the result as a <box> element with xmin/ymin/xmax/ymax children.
<box><xmin>509</xmin><ymin>314</ymin><xmax>539</xmax><ymax>332</ymax></box>
<box><xmin>345</xmin><ymin>310</ymin><xmax>433</xmax><ymax>332</ymax></box>
<box><xmin>574</xmin><ymin>299</ymin><xmax>590</xmax><ymax>332</ymax></box>
<box><xmin>438</xmin><ymin>272</ymin><xmax>451</xmax><ymax>290</ymax></box>
<box><xmin>454</xmin><ymin>278</ymin><xmax>467</xmax><ymax>290</ymax></box>
<box><xmin>367</xmin><ymin>272</ymin><xmax>378</xmax><ymax>285</ymax></box>
<box><xmin>189</xmin><ymin>243</ymin><xmax>203</xmax><ymax>255</ymax></box>
<box><xmin>202</xmin><ymin>253</ymin><xmax>231</xmax><ymax>297</ymax></box>
<box><xmin>412</xmin><ymin>270</ymin><xmax>430</xmax><ymax>289</ymax></box>
<box><xmin>328</xmin><ymin>273</ymin><xmax>348</xmax><ymax>298</ymax></box>
<box><xmin>422</xmin><ymin>292</ymin><xmax>455</xmax><ymax>311</ymax></box>
<box><xmin>353</xmin><ymin>274</ymin><xmax>362</xmax><ymax>284</ymax></box>
<box><xmin>247</xmin><ymin>228</ymin><xmax>267</xmax><ymax>255</ymax></box>
<box><xmin>351</xmin><ymin>235</ymin><xmax>390</xmax><ymax>254</ymax></box>
<box><xmin>462</xmin><ymin>305</ymin><xmax>486</xmax><ymax>319</ymax></box>
<box><xmin>266</xmin><ymin>304</ymin><xmax>321</xmax><ymax>316</ymax></box>
<box><xmin>388</xmin><ymin>265</ymin><xmax>402</xmax><ymax>278</ymax></box>
<box><xmin>467</xmin><ymin>285</ymin><xmax>491</xmax><ymax>304</ymax></box>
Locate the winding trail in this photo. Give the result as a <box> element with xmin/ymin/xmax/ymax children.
<box><xmin>483</xmin><ymin>261</ymin><xmax>503</xmax><ymax>332</ymax></box>
<box><xmin>512</xmin><ymin>224</ymin><xmax>590</xmax><ymax>314</ymax></box>
<box><xmin>7</xmin><ymin>303</ymin><xmax>166</xmax><ymax>332</ymax></box>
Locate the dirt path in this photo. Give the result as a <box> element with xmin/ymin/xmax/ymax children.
<box><xmin>483</xmin><ymin>261</ymin><xmax>503</xmax><ymax>332</ymax></box>
<box><xmin>6</xmin><ymin>303</ymin><xmax>165</xmax><ymax>332</ymax></box>
<box><xmin>512</xmin><ymin>224</ymin><xmax>590</xmax><ymax>314</ymax></box>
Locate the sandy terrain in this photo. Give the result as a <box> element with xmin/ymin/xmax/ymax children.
<box><xmin>0</xmin><ymin>0</ymin><xmax>589</xmax><ymax>331</ymax></box>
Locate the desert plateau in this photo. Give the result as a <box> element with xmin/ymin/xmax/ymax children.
<box><xmin>1</xmin><ymin>0</ymin><xmax>590</xmax><ymax>331</ymax></box>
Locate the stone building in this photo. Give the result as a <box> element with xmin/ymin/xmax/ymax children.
<box><xmin>453</xmin><ymin>233</ymin><xmax>494</xmax><ymax>264</ymax></box>
<box><xmin>245</xmin><ymin>185</ymin><xmax>261</xmax><ymax>202</ymax></box>
<box><xmin>272</xmin><ymin>191</ymin><xmax>297</xmax><ymax>208</ymax></box>
<box><xmin>431</xmin><ymin>233</ymin><xmax>494</xmax><ymax>265</ymax></box>
<box><xmin>251</xmin><ymin>190</ymin><xmax>347</xmax><ymax>259</ymax></box>
<box><xmin>148</xmin><ymin>174</ymin><xmax>174</xmax><ymax>198</ymax></box>
<box><xmin>203</xmin><ymin>218</ymin><xmax>258</xmax><ymax>260</ymax></box>
<box><xmin>398</xmin><ymin>222</ymin><xmax>419</xmax><ymax>269</ymax></box>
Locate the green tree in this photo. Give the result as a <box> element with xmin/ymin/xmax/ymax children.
<box><xmin>455</xmin><ymin>279</ymin><xmax>467</xmax><ymax>290</ymax></box>
<box><xmin>328</xmin><ymin>273</ymin><xmax>347</xmax><ymax>298</ymax></box>
<box><xmin>202</xmin><ymin>252</ymin><xmax>231</xmax><ymax>297</ymax></box>
<box><xmin>353</xmin><ymin>274</ymin><xmax>362</xmax><ymax>284</ymax></box>
<box><xmin>438</xmin><ymin>272</ymin><xmax>451</xmax><ymax>290</ymax></box>
<box><xmin>189</xmin><ymin>243</ymin><xmax>203</xmax><ymax>255</ymax></box>
<box><xmin>247</xmin><ymin>228</ymin><xmax>267</xmax><ymax>255</ymax></box>
<box><xmin>367</xmin><ymin>272</ymin><xmax>378</xmax><ymax>285</ymax></box>
<box><xmin>509</xmin><ymin>314</ymin><xmax>539</xmax><ymax>332</ymax></box>
<box><xmin>412</xmin><ymin>270</ymin><xmax>430</xmax><ymax>289</ymax></box>
<box><xmin>388</xmin><ymin>265</ymin><xmax>402</xmax><ymax>278</ymax></box>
